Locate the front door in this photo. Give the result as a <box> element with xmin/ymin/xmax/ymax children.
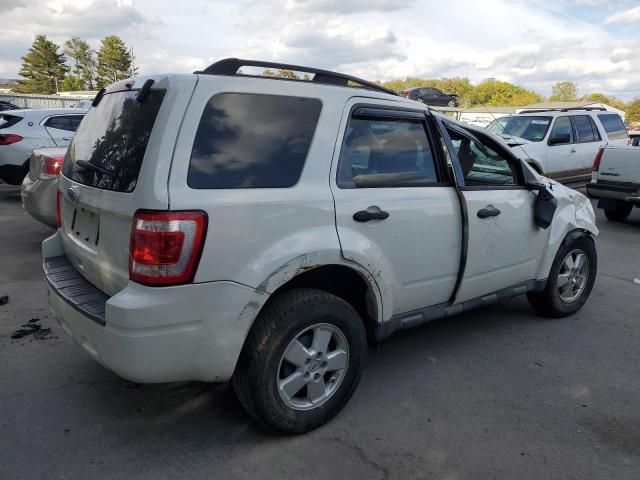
<box><xmin>331</xmin><ymin>101</ymin><xmax>462</xmax><ymax>317</ymax></box>
<box><xmin>443</xmin><ymin>124</ymin><xmax>552</xmax><ymax>303</ymax></box>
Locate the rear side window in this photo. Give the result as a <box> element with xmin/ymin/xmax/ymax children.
<box><xmin>0</xmin><ymin>114</ymin><xmax>22</xmax><ymax>129</ymax></box>
<box><xmin>62</xmin><ymin>89</ymin><xmax>165</xmax><ymax>193</ymax></box>
<box><xmin>573</xmin><ymin>115</ymin><xmax>601</xmax><ymax>143</ymax></box>
<box><xmin>45</xmin><ymin>116</ymin><xmax>77</xmax><ymax>132</ymax></box>
<box><xmin>337</xmin><ymin>117</ymin><xmax>439</xmax><ymax>188</ymax></box>
<box><xmin>598</xmin><ymin>114</ymin><xmax>628</xmax><ymax>140</ymax></box>
<box><xmin>188</xmin><ymin>93</ymin><xmax>322</xmax><ymax>189</ymax></box>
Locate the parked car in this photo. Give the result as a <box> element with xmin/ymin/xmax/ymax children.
<box><xmin>628</xmin><ymin>130</ymin><xmax>640</xmax><ymax>147</ymax></box>
<box><xmin>0</xmin><ymin>100</ymin><xmax>20</xmax><ymax>112</ymax></box>
<box><xmin>21</xmin><ymin>146</ymin><xmax>66</xmax><ymax>228</ymax></box>
<box><xmin>44</xmin><ymin>59</ymin><xmax>598</xmax><ymax>434</ymax></box>
<box><xmin>587</xmin><ymin>146</ymin><xmax>640</xmax><ymax>221</ymax></box>
<box><xmin>0</xmin><ymin>108</ymin><xmax>86</xmax><ymax>185</ymax></box>
<box><xmin>400</xmin><ymin>86</ymin><xmax>459</xmax><ymax>107</ymax></box>
<box><xmin>487</xmin><ymin>108</ymin><xmax>629</xmax><ymax>183</ymax></box>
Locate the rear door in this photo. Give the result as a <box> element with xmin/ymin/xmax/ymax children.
<box><xmin>43</xmin><ymin>115</ymin><xmax>77</xmax><ymax>146</ymax></box>
<box><xmin>57</xmin><ymin>76</ymin><xmax>196</xmax><ymax>296</ymax></box>
<box><xmin>570</xmin><ymin>115</ymin><xmax>603</xmax><ymax>178</ymax></box>
<box><xmin>331</xmin><ymin>100</ymin><xmax>462</xmax><ymax>316</ymax></box>
<box><xmin>442</xmin><ymin>124</ymin><xmax>552</xmax><ymax>303</ymax></box>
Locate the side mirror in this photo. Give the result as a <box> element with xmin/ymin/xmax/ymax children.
<box><xmin>548</xmin><ymin>132</ymin><xmax>570</xmax><ymax>145</ymax></box>
<box><xmin>521</xmin><ymin>159</ymin><xmax>547</xmax><ymax>191</ymax></box>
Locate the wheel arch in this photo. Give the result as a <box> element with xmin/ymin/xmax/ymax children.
<box><xmin>255</xmin><ymin>263</ymin><xmax>383</xmax><ymax>344</ymax></box>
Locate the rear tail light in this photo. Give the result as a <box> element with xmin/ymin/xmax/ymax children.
<box><xmin>0</xmin><ymin>134</ymin><xmax>23</xmax><ymax>145</ymax></box>
<box><xmin>40</xmin><ymin>154</ymin><xmax>65</xmax><ymax>179</ymax></box>
<box><xmin>129</xmin><ymin>210</ymin><xmax>207</xmax><ymax>286</ymax></box>
<box><xmin>56</xmin><ymin>190</ymin><xmax>62</xmax><ymax>228</ymax></box>
<box><xmin>592</xmin><ymin>147</ymin><xmax>604</xmax><ymax>172</ymax></box>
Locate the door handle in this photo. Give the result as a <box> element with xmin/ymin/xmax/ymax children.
<box><xmin>570</xmin><ymin>148</ymin><xmax>577</xmax><ymax>153</ymax></box>
<box><xmin>353</xmin><ymin>209</ymin><xmax>390</xmax><ymax>222</ymax></box>
<box><xmin>477</xmin><ymin>205</ymin><xmax>501</xmax><ymax>218</ymax></box>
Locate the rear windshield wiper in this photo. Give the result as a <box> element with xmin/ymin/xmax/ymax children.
<box><xmin>75</xmin><ymin>160</ymin><xmax>114</xmax><ymax>176</ymax></box>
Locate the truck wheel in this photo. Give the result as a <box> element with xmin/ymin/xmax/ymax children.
<box><xmin>527</xmin><ymin>234</ymin><xmax>597</xmax><ymax>318</ymax></box>
<box><xmin>604</xmin><ymin>201</ymin><xmax>632</xmax><ymax>222</ymax></box>
<box><xmin>232</xmin><ymin>288</ymin><xmax>367</xmax><ymax>433</ymax></box>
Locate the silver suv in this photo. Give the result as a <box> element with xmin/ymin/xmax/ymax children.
<box><xmin>45</xmin><ymin>59</ymin><xmax>598</xmax><ymax>433</ymax></box>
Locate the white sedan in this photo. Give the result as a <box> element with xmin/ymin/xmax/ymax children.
<box><xmin>0</xmin><ymin>107</ymin><xmax>86</xmax><ymax>184</ymax></box>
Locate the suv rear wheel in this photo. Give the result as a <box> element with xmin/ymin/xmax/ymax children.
<box><xmin>232</xmin><ymin>288</ymin><xmax>367</xmax><ymax>433</ymax></box>
<box><xmin>604</xmin><ymin>201</ymin><xmax>632</xmax><ymax>222</ymax></box>
<box><xmin>527</xmin><ymin>234</ymin><xmax>597</xmax><ymax>317</ymax></box>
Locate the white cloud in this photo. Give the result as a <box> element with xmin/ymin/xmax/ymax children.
<box><xmin>285</xmin><ymin>0</ymin><xmax>412</xmax><ymax>14</ymax></box>
<box><xmin>605</xmin><ymin>5</ymin><xmax>640</xmax><ymax>23</ymax></box>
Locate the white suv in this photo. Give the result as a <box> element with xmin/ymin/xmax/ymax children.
<box><xmin>0</xmin><ymin>108</ymin><xmax>87</xmax><ymax>184</ymax></box>
<box><xmin>44</xmin><ymin>59</ymin><xmax>598</xmax><ymax>433</ymax></box>
<box><xmin>487</xmin><ymin>109</ymin><xmax>628</xmax><ymax>183</ymax></box>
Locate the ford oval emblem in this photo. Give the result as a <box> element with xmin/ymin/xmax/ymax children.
<box><xmin>67</xmin><ymin>186</ymin><xmax>79</xmax><ymax>202</ymax></box>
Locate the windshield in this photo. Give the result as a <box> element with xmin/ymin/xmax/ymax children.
<box><xmin>487</xmin><ymin>115</ymin><xmax>552</xmax><ymax>142</ymax></box>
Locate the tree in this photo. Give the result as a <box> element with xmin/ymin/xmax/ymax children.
<box><xmin>549</xmin><ymin>81</ymin><xmax>578</xmax><ymax>102</ymax></box>
<box><xmin>96</xmin><ymin>35</ymin><xmax>135</xmax><ymax>88</ymax></box>
<box><xmin>262</xmin><ymin>69</ymin><xmax>300</xmax><ymax>79</ymax></box>
<box><xmin>626</xmin><ymin>98</ymin><xmax>640</xmax><ymax>124</ymax></box>
<box><xmin>467</xmin><ymin>79</ymin><xmax>542</xmax><ymax>107</ymax></box>
<box><xmin>60</xmin><ymin>76</ymin><xmax>85</xmax><ymax>92</ymax></box>
<box><xmin>581</xmin><ymin>92</ymin><xmax>627</xmax><ymax>111</ymax></box>
<box><xmin>64</xmin><ymin>37</ymin><xmax>97</xmax><ymax>89</ymax></box>
<box><xmin>14</xmin><ymin>35</ymin><xmax>68</xmax><ymax>94</ymax></box>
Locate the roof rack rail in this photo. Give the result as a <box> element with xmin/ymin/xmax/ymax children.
<box><xmin>518</xmin><ymin>106</ymin><xmax>608</xmax><ymax>114</ymax></box>
<box><xmin>196</xmin><ymin>58</ymin><xmax>397</xmax><ymax>96</ymax></box>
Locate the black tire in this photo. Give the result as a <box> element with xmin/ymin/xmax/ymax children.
<box><xmin>604</xmin><ymin>201</ymin><xmax>632</xmax><ymax>222</ymax></box>
<box><xmin>232</xmin><ymin>288</ymin><xmax>367</xmax><ymax>433</ymax></box>
<box><xmin>527</xmin><ymin>233</ymin><xmax>597</xmax><ymax>318</ymax></box>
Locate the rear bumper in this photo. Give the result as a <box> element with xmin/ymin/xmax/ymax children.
<box><xmin>586</xmin><ymin>181</ymin><xmax>640</xmax><ymax>206</ymax></box>
<box><xmin>43</xmin><ymin>232</ymin><xmax>269</xmax><ymax>383</ymax></box>
<box><xmin>21</xmin><ymin>174</ymin><xmax>57</xmax><ymax>228</ymax></box>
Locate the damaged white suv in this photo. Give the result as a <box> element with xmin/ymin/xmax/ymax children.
<box><xmin>44</xmin><ymin>59</ymin><xmax>598</xmax><ymax>433</ymax></box>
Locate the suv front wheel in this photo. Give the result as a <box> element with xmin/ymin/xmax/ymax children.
<box><xmin>233</xmin><ymin>288</ymin><xmax>367</xmax><ymax>433</ymax></box>
<box><xmin>527</xmin><ymin>234</ymin><xmax>597</xmax><ymax>317</ymax></box>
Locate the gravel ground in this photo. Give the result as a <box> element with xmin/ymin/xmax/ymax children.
<box><xmin>1</xmin><ymin>183</ymin><xmax>639</xmax><ymax>480</ymax></box>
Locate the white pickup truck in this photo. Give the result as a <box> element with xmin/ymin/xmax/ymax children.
<box><xmin>587</xmin><ymin>146</ymin><xmax>640</xmax><ymax>221</ymax></box>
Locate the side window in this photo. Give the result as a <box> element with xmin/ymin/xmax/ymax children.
<box><xmin>548</xmin><ymin>116</ymin><xmax>573</xmax><ymax>145</ymax></box>
<box><xmin>188</xmin><ymin>93</ymin><xmax>322</xmax><ymax>189</ymax></box>
<box><xmin>337</xmin><ymin>116</ymin><xmax>439</xmax><ymax>188</ymax></box>
<box><xmin>446</xmin><ymin>128</ymin><xmax>519</xmax><ymax>186</ymax></box>
<box><xmin>573</xmin><ymin>115</ymin><xmax>600</xmax><ymax>143</ymax></box>
<box><xmin>45</xmin><ymin>116</ymin><xmax>73</xmax><ymax>131</ymax></box>
<box><xmin>597</xmin><ymin>114</ymin><xmax>628</xmax><ymax>140</ymax></box>
<box><xmin>69</xmin><ymin>115</ymin><xmax>84</xmax><ymax>131</ymax></box>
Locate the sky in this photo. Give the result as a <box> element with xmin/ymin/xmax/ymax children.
<box><xmin>1</xmin><ymin>0</ymin><xmax>640</xmax><ymax>99</ymax></box>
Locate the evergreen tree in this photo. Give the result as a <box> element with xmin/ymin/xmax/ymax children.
<box><xmin>96</xmin><ymin>36</ymin><xmax>135</xmax><ymax>87</ymax></box>
<box><xmin>64</xmin><ymin>37</ymin><xmax>97</xmax><ymax>89</ymax></box>
<box><xmin>14</xmin><ymin>35</ymin><xmax>68</xmax><ymax>94</ymax></box>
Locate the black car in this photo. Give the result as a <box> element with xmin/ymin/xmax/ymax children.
<box><xmin>0</xmin><ymin>101</ymin><xmax>20</xmax><ymax>112</ymax></box>
<box><xmin>400</xmin><ymin>87</ymin><xmax>458</xmax><ymax>107</ymax></box>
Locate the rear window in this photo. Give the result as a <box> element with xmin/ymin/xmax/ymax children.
<box><xmin>188</xmin><ymin>93</ymin><xmax>322</xmax><ymax>189</ymax></box>
<box><xmin>597</xmin><ymin>114</ymin><xmax>628</xmax><ymax>140</ymax></box>
<box><xmin>0</xmin><ymin>114</ymin><xmax>22</xmax><ymax>129</ymax></box>
<box><xmin>62</xmin><ymin>89</ymin><xmax>165</xmax><ymax>193</ymax></box>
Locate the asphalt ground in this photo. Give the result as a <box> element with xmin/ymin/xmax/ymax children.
<box><xmin>1</xmin><ymin>182</ymin><xmax>639</xmax><ymax>479</ymax></box>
